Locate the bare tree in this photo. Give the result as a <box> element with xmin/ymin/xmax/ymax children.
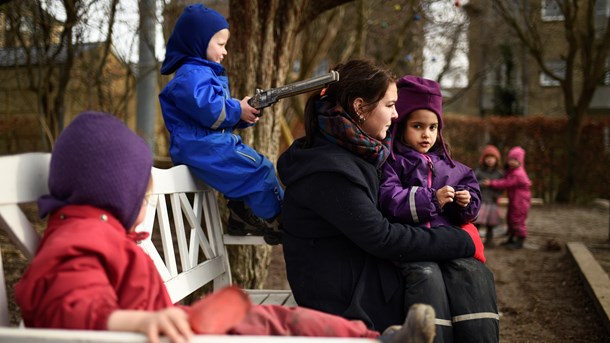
<box><xmin>493</xmin><ymin>0</ymin><xmax>610</xmax><ymax>202</ymax></box>
<box><xmin>1</xmin><ymin>0</ymin><xmax>124</xmax><ymax>147</ymax></box>
<box><xmin>225</xmin><ymin>0</ymin><xmax>353</xmax><ymax>289</ymax></box>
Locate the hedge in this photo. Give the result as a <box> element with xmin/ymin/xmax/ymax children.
<box><xmin>443</xmin><ymin>115</ymin><xmax>610</xmax><ymax>204</ymax></box>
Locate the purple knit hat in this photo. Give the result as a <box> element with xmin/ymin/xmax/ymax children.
<box><xmin>38</xmin><ymin>111</ymin><xmax>153</xmax><ymax>230</ymax></box>
<box><xmin>391</xmin><ymin>75</ymin><xmax>454</xmax><ymax>166</ymax></box>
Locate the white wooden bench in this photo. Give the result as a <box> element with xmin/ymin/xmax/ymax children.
<box><xmin>0</xmin><ymin>152</ymin><xmax>375</xmax><ymax>342</ymax></box>
<box><xmin>139</xmin><ymin>161</ymin><xmax>296</xmax><ymax>306</ymax></box>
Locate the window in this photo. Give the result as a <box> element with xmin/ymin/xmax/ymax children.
<box><xmin>539</xmin><ymin>60</ymin><xmax>565</xmax><ymax>87</ymax></box>
<box><xmin>603</xmin><ymin>57</ymin><xmax>610</xmax><ymax>86</ymax></box>
<box><xmin>541</xmin><ymin>0</ymin><xmax>564</xmax><ymax>21</ymax></box>
<box><xmin>594</xmin><ymin>0</ymin><xmax>610</xmax><ymax>34</ymax></box>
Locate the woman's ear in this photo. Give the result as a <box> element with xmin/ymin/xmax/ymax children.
<box><xmin>352</xmin><ymin>98</ymin><xmax>364</xmax><ymax>115</ymax></box>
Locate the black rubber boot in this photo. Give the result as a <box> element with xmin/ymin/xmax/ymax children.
<box><xmin>227</xmin><ymin>200</ymin><xmax>265</xmax><ymax>236</ymax></box>
<box><xmin>484</xmin><ymin>226</ymin><xmax>494</xmax><ymax>248</ymax></box>
<box><xmin>507</xmin><ymin>236</ymin><xmax>525</xmax><ymax>250</ymax></box>
<box><xmin>262</xmin><ymin>216</ymin><xmax>283</xmax><ymax>245</ymax></box>
<box><xmin>227</xmin><ymin>200</ymin><xmax>282</xmax><ymax>245</ymax></box>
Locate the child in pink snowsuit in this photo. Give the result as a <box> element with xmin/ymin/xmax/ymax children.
<box><xmin>482</xmin><ymin>146</ymin><xmax>531</xmax><ymax>249</ymax></box>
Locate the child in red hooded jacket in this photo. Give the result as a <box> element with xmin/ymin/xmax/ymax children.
<box><xmin>482</xmin><ymin>146</ymin><xmax>532</xmax><ymax>249</ymax></box>
<box><xmin>15</xmin><ymin>111</ymin><xmax>433</xmax><ymax>343</ymax></box>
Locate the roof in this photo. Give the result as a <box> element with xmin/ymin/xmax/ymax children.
<box><xmin>0</xmin><ymin>42</ymin><xmax>104</xmax><ymax>67</ymax></box>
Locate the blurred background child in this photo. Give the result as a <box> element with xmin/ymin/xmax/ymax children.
<box><xmin>474</xmin><ymin>144</ymin><xmax>504</xmax><ymax>247</ymax></box>
<box><xmin>482</xmin><ymin>146</ymin><xmax>531</xmax><ymax>250</ymax></box>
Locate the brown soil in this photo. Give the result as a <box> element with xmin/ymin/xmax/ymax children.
<box><xmin>265</xmin><ymin>204</ymin><xmax>610</xmax><ymax>342</ymax></box>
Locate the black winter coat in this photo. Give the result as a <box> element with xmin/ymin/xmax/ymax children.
<box><xmin>277</xmin><ymin>136</ymin><xmax>476</xmax><ymax>331</ymax></box>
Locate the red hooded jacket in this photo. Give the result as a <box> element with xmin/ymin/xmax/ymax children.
<box><xmin>15</xmin><ymin>205</ymin><xmax>172</xmax><ymax>330</ymax></box>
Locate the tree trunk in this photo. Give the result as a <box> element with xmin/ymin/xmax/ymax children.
<box><xmin>225</xmin><ymin>0</ymin><xmax>352</xmax><ymax>288</ymax></box>
<box><xmin>555</xmin><ymin>109</ymin><xmax>583</xmax><ymax>203</ymax></box>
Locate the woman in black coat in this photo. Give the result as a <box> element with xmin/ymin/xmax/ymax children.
<box><xmin>277</xmin><ymin>60</ymin><xmax>492</xmax><ymax>341</ymax></box>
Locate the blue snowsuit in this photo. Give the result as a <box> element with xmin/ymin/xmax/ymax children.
<box><xmin>159</xmin><ymin>5</ymin><xmax>283</xmax><ymax>220</ymax></box>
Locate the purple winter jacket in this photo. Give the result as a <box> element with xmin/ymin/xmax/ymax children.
<box><xmin>379</xmin><ymin>142</ymin><xmax>481</xmax><ymax>227</ymax></box>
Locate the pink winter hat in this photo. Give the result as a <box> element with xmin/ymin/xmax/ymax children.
<box><xmin>508</xmin><ymin>146</ymin><xmax>526</xmax><ymax>166</ymax></box>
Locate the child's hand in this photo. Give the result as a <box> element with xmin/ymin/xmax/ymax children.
<box><xmin>139</xmin><ymin>308</ymin><xmax>192</xmax><ymax>343</ymax></box>
<box><xmin>108</xmin><ymin>308</ymin><xmax>192</xmax><ymax>343</ymax></box>
<box><xmin>240</xmin><ymin>97</ymin><xmax>260</xmax><ymax>124</ymax></box>
<box><xmin>455</xmin><ymin>190</ymin><xmax>471</xmax><ymax>207</ymax></box>
<box><xmin>436</xmin><ymin>185</ymin><xmax>455</xmax><ymax>208</ymax></box>
<box><xmin>481</xmin><ymin>179</ymin><xmax>490</xmax><ymax>187</ymax></box>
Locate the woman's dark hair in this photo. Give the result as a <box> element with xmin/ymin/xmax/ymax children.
<box><xmin>303</xmin><ymin>59</ymin><xmax>396</xmax><ymax>147</ymax></box>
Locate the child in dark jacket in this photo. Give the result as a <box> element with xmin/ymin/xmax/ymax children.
<box><xmin>159</xmin><ymin>4</ymin><xmax>282</xmax><ymax>244</ymax></box>
<box><xmin>14</xmin><ymin>111</ymin><xmax>433</xmax><ymax>343</ymax></box>
<box><xmin>482</xmin><ymin>146</ymin><xmax>532</xmax><ymax>249</ymax></box>
<box><xmin>474</xmin><ymin>145</ymin><xmax>504</xmax><ymax>247</ymax></box>
<box><xmin>379</xmin><ymin>75</ymin><xmax>499</xmax><ymax>343</ymax></box>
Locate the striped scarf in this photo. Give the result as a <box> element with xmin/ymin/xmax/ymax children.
<box><xmin>317</xmin><ymin>101</ymin><xmax>391</xmax><ymax>168</ymax></box>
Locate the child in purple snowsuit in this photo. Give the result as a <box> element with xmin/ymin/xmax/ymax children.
<box><xmin>482</xmin><ymin>146</ymin><xmax>531</xmax><ymax>249</ymax></box>
<box><xmin>379</xmin><ymin>75</ymin><xmax>499</xmax><ymax>343</ymax></box>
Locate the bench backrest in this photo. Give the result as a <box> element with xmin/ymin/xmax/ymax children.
<box><xmin>0</xmin><ymin>153</ymin><xmax>49</xmax><ymax>326</ymax></box>
<box><xmin>139</xmin><ymin>164</ymin><xmax>232</xmax><ymax>303</ymax></box>
<box><xmin>0</xmin><ymin>153</ymin><xmax>236</xmax><ymax>326</ymax></box>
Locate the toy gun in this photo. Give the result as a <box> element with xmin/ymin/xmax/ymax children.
<box><xmin>248</xmin><ymin>70</ymin><xmax>339</xmax><ymax>116</ymax></box>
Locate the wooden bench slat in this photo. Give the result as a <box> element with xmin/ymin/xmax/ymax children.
<box><xmin>163</xmin><ymin>256</ymin><xmax>227</xmax><ymax>304</ymax></box>
<box><xmin>0</xmin><ymin>328</ymin><xmax>378</xmax><ymax>342</ymax></box>
<box><xmin>222</xmin><ymin>234</ymin><xmax>267</xmax><ymax>245</ymax></box>
<box><xmin>244</xmin><ymin>290</ymin><xmax>296</xmax><ymax>306</ymax></box>
<box><xmin>284</xmin><ymin>294</ymin><xmax>298</xmax><ymax>307</ymax></box>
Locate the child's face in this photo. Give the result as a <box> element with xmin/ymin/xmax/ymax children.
<box><xmin>508</xmin><ymin>158</ymin><xmax>521</xmax><ymax>169</ymax></box>
<box><xmin>358</xmin><ymin>83</ymin><xmax>398</xmax><ymax>141</ymax></box>
<box><xmin>131</xmin><ymin>197</ymin><xmax>148</xmax><ymax>232</ymax></box>
<box><xmin>484</xmin><ymin>155</ymin><xmax>497</xmax><ymax>168</ymax></box>
<box><xmin>130</xmin><ymin>178</ymin><xmax>154</xmax><ymax>232</ymax></box>
<box><xmin>401</xmin><ymin>109</ymin><xmax>438</xmax><ymax>154</ymax></box>
<box><xmin>207</xmin><ymin>29</ymin><xmax>230</xmax><ymax>63</ymax></box>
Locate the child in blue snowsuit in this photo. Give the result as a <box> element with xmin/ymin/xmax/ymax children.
<box><xmin>159</xmin><ymin>5</ymin><xmax>283</xmax><ymax>244</ymax></box>
<box><xmin>379</xmin><ymin>76</ymin><xmax>499</xmax><ymax>343</ymax></box>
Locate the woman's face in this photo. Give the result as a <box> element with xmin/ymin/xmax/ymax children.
<box><xmin>401</xmin><ymin>109</ymin><xmax>438</xmax><ymax>154</ymax></box>
<box><xmin>359</xmin><ymin>83</ymin><xmax>398</xmax><ymax>141</ymax></box>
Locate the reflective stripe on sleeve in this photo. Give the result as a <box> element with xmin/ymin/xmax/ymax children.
<box><xmin>452</xmin><ymin>312</ymin><xmax>500</xmax><ymax>323</ymax></box>
<box><xmin>409</xmin><ymin>186</ymin><xmax>420</xmax><ymax>224</ymax></box>
<box><xmin>435</xmin><ymin>318</ymin><xmax>452</xmax><ymax>327</ymax></box>
<box><xmin>210</xmin><ymin>102</ymin><xmax>227</xmax><ymax>130</ymax></box>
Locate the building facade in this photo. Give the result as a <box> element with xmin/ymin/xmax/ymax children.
<box><xmin>446</xmin><ymin>0</ymin><xmax>610</xmax><ymax>117</ymax></box>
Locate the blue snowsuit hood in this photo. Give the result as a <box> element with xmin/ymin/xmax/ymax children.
<box><xmin>161</xmin><ymin>4</ymin><xmax>229</xmax><ymax>75</ymax></box>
